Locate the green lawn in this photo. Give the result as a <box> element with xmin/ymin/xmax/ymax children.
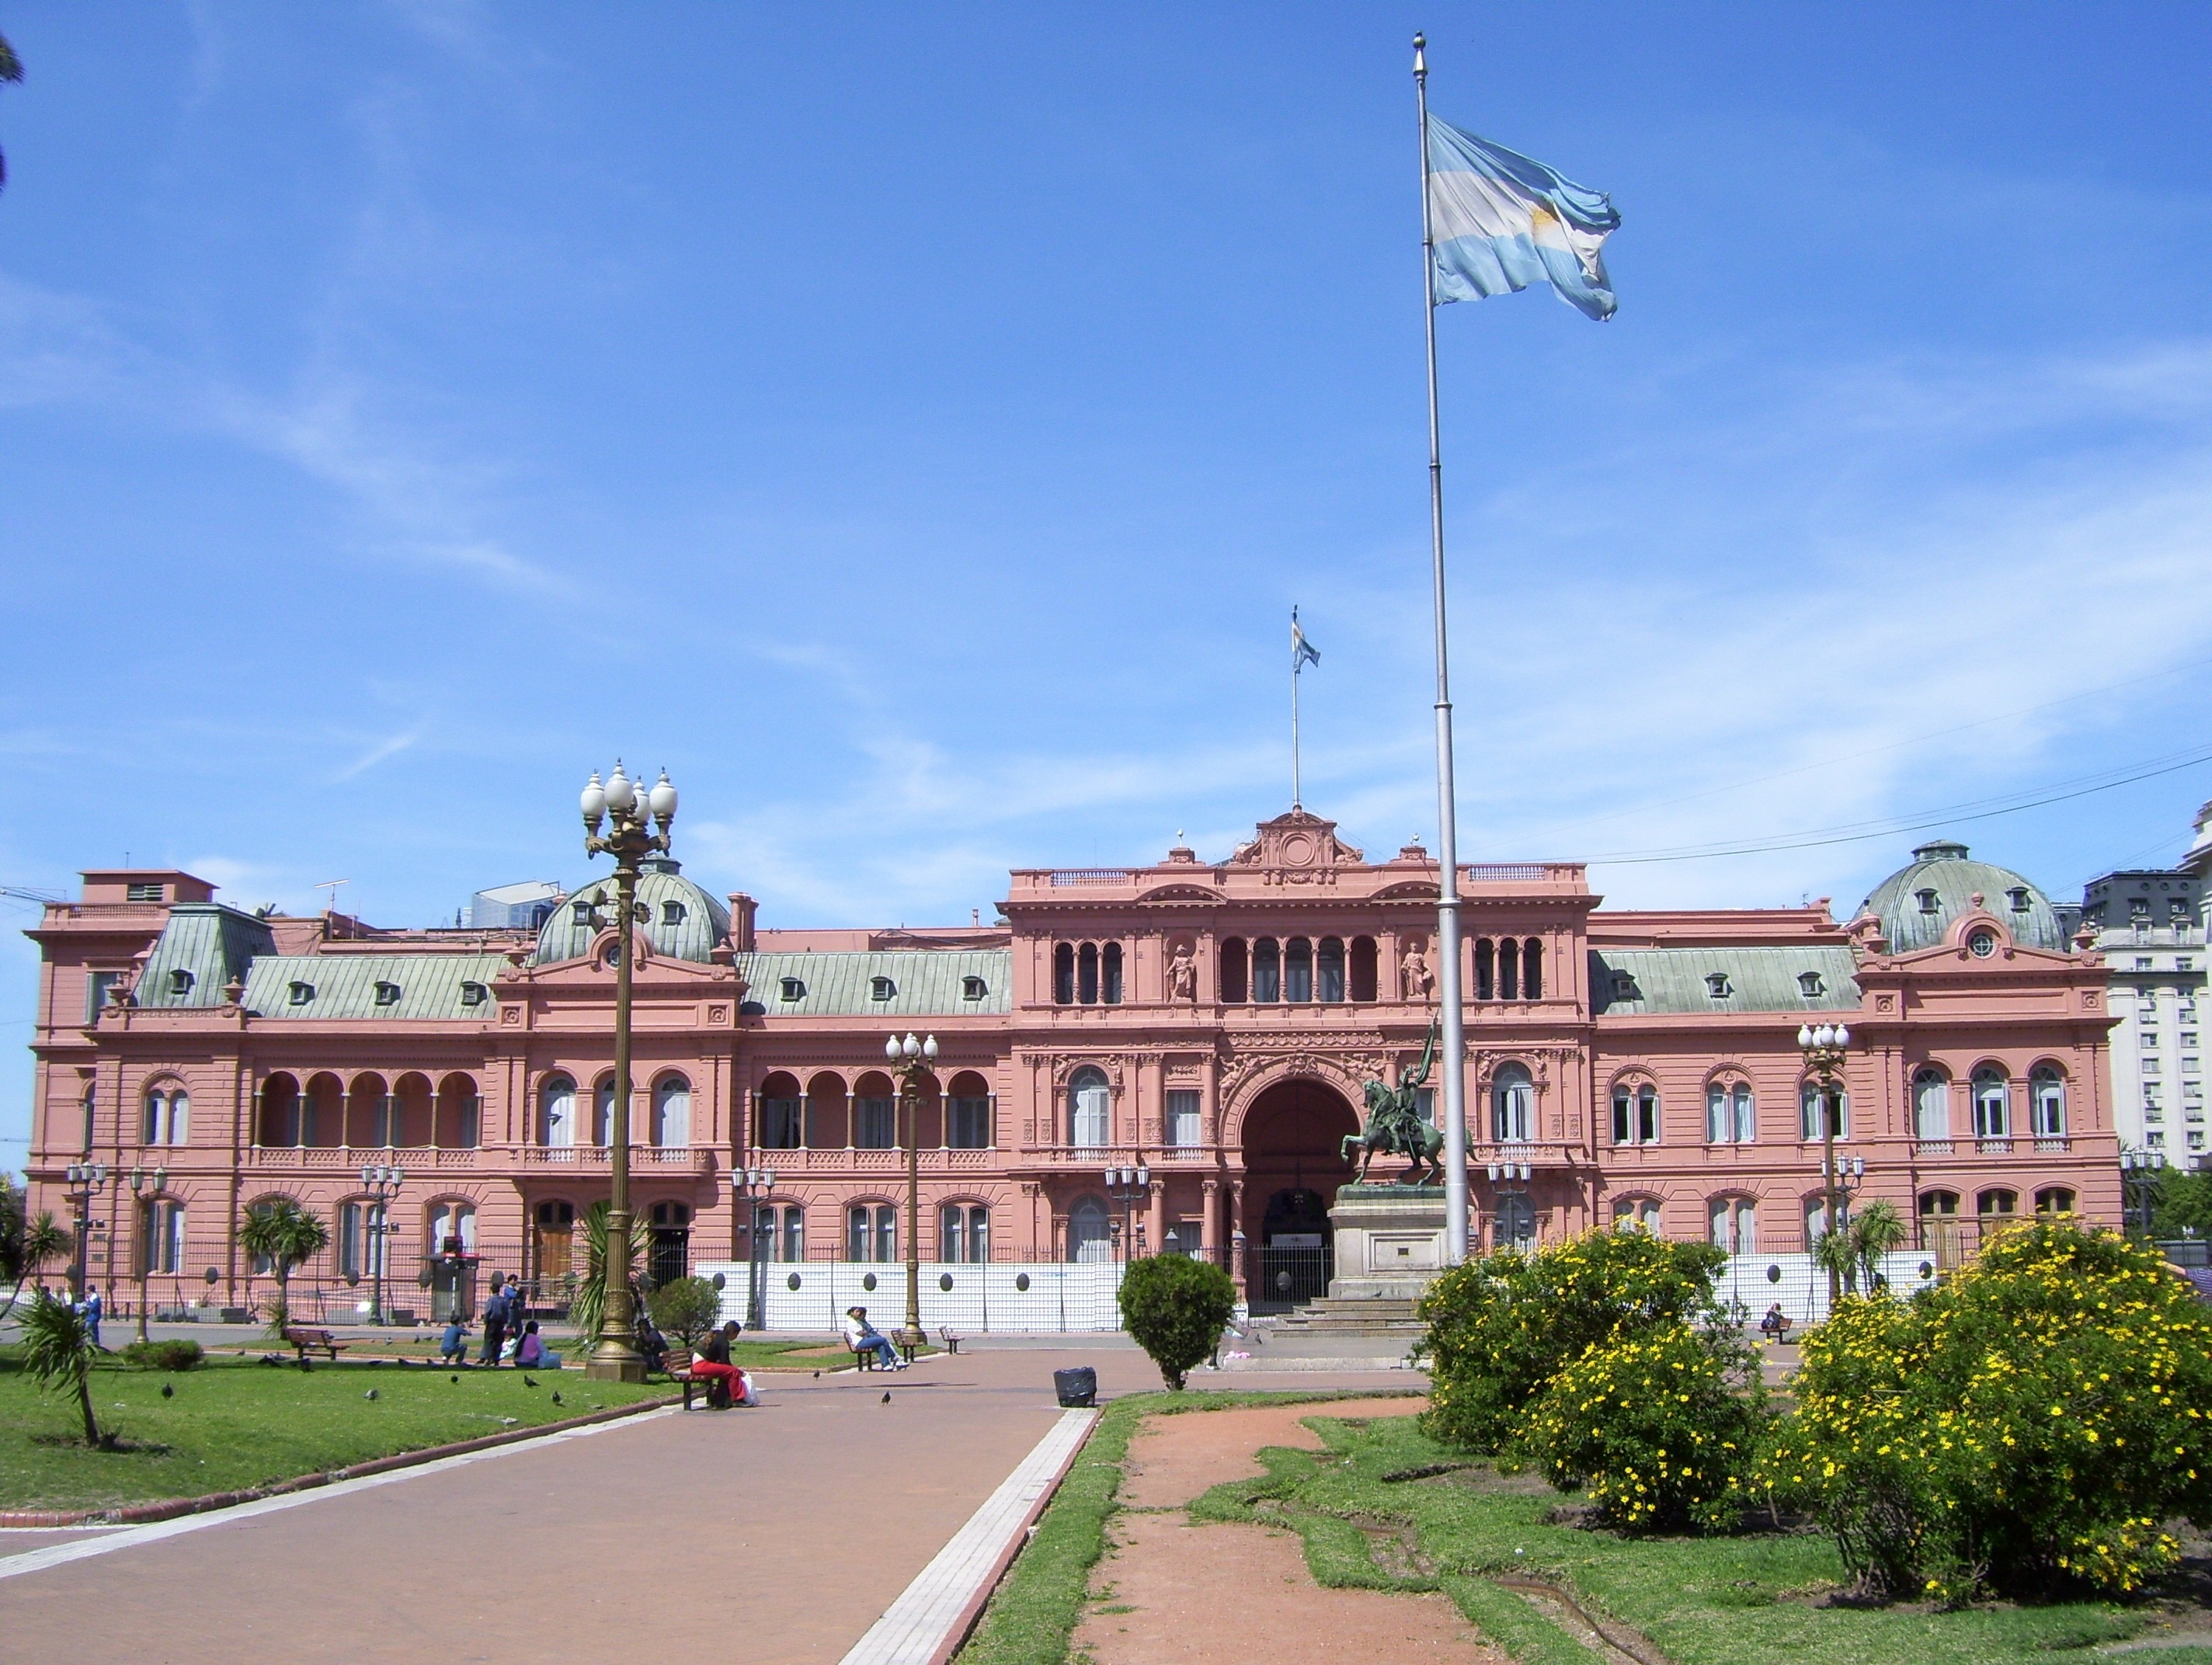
<box><xmin>0</xmin><ymin>1351</ymin><xmax>666</xmax><ymax>1513</ymax></box>
<box><xmin>1194</xmin><ymin>1411</ymin><xmax>2175</xmax><ymax>1665</ymax></box>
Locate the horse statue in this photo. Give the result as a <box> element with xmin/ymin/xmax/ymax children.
<box><xmin>1341</xmin><ymin>1019</ymin><xmax>1445</xmax><ymax>1185</ymax></box>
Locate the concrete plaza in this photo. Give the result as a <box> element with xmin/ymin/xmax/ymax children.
<box><xmin>0</xmin><ymin>1334</ymin><xmax>1424</xmax><ymax>1663</ymax></box>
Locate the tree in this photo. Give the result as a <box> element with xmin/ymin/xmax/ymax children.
<box><xmin>1</xmin><ymin>1210</ymin><xmax>74</xmax><ymax>1322</ymax></box>
<box><xmin>20</xmin><ymin>1290</ymin><xmax>106</xmax><ymax>1448</ymax></box>
<box><xmin>0</xmin><ymin>32</ymin><xmax>20</xmax><ymax>195</ymax></box>
<box><xmin>2150</xmin><ymin>1167</ymin><xmax>2212</xmax><ymax>1241</ymax></box>
<box><xmin>0</xmin><ymin>1174</ymin><xmax>23</xmax><ymax>1280</ymax></box>
<box><xmin>1849</xmin><ymin>1199</ymin><xmax>1908</xmax><ymax>1292</ymax></box>
<box><xmin>566</xmin><ymin>1201</ymin><xmax>634</xmax><ymax>1357</ymax></box>
<box><xmin>235</xmin><ymin>1198</ymin><xmax>329</xmax><ymax>1333</ymax></box>
<box><xmin>647</xmin><ymin>1276</ymin><xmax>722</xmax><ymax>1354</ymax></box>
<box><xmin>1118</xmin><ymin>1253</ymin><xmax>1236</xmax><ymax>1390</ymax></box>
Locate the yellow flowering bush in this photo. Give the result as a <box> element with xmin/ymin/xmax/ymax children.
<box><xmin>1515</xmin><ymin>1318</ymin><xmax>1770</xmax><ymax>1533</ymax></box>
<box><xmin>1419</xmin><ymin>1228</ymin><xmax>1727</xmax><ymax>1452</ymax></box>
<box><xmin>1758</xmin><ymin>1220</ymin><xmax>2212</xmax><ymax>1600</ymax></box>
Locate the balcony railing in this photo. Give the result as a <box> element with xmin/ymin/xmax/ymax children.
<box><xmin>247</xmin><ymin>1145</ymin><xmax>485</xmax><ymax>1170</ymax></box>
<box><xmin>520</xmin><ymin>1145</ymin><xmax>717</xmax><ymax>1173</ymax></box>
<box><xmin>746</xmin><ymin>1147</ymin><xmax>1000</xmax><ymax>1173</ymax></box>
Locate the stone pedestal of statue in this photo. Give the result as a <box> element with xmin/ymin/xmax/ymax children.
<box><xmin>1326</xmin><ymin>1183</ymin><xmax>1451</xmax><ymax>1302</ymax></box>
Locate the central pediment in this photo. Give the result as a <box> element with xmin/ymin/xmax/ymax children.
<box><xmin>1229</xmin><ymin>809</ymin><xmax>1364</xmax><ymax>873</ymax></box>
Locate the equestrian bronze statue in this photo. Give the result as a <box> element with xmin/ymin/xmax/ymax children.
<box><xmin>1341</xmin><ymin>1020</ymin><xmax>1445</xmax><ymax>1184</ymax></box>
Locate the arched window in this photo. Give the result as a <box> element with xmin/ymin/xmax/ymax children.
<box><xmin>1800</xmin><ymin>1079</ymin><xmax>1849</xmax><ymax>1140</ymax></box>
<box><xmin>1806</xmin><ymin>1193</ymin><xmax>1849</xmax><ymax>1244</ymax></box>
<box><xmin>593</xmin><ymin>1077</ymin><xmax>616</xmax><ymax>1146</ymax></box>
<box><xmin>2034</xmin><ymin>1187</ymin><xmax>2077</xmax><ymax>1216</ymax></box>
<box><xmin>1522</xmin><ymin>939</ymin><xmax>1543</xmax><ymax>1000</ymax></box>
<box><xmin>1611</xmin><ymin>1082</ymin><xmax>1659</xmax><ymax>1145</ymax></box>
<box><xmin>2030</xmin><ymin>1065</ymin><xmax>2067</xmax><ymax>1138</ymax></box>
<box><xmin>1348</xmin><ymin>937</ymin><xmax>1378</xmax><ymax>1003</ymax></box>
<box><xmin>1317</xmin><ymin>937</ymin><xmax>1346</xmax><ymax>1003</ymax></box>
<box><xmin>428</xmin><ymin>1200</ymin><xmax>477</xmax><ymax>1257</ymax></box>
<box><xmin>1283</xmin><ymin>938</ymin><xmax>1313</xmax><ymax>1003</ymax></box>
<box><xmin>652</xmin><ymin>1075</ymin><xmax>691</xmax><ymax>1146</ymax></box>
<box><xmin>1219</xmin><ymin>938</ymin><xmax>1247</xmax><ymax>1003</ymax></box>
<box><xmin>1612</xmin><ymin>1197</ymin><xmax>1662</xmax><ymax>1233</ymax></box>
<box><xmin>1976</xmin><ymin>1187</ymin><xmax>2018</xmax><ymax>1222</ymax></box>
<box><xmin>1068</xmin><ymin>1066</ymin><xmax>1111</xmax><ymax>1149</ymax></box>
<box><xmin>1077</xmin><ymin>943</ymin><xmax>1099</xmax><ymax>1005</ymax></box>
<box><xmin>1971</xmin><ymin>1067</ymin><xmax>2011</xmax><ymax>1139</ymax></box>
<box><xmin>778</xmin><ymin>1205</ymin><xmax>805</xmax><ymax>1262</ymax></box>
<box><xmin>946</xmin><ymin>1071</ymin><xmax>992</xmax><ymax>1149</ymax></box>
<box><xmin>847</xmin><ymin>1203</ymin><xmax>898</xmax><ymax>1263</ymax></box>
<box><xmin>141</xmin><ymin>1197</ymin><xmax>186</xmax><ymax>1275</ymax></box>
<box><xmin>1068</xmin><ymin>1197</ymin><xmax>1111</xmax><ymax>1263</ymax></box>
<box><xmin>1252</xmin><ymin>939</ymin><xmax>1281</xmax><ymax>1003</ymax></box>
<box><xmin>758</xmin><ymin>1072</ymin><xmax>804</xmax><ymax>1149</ymax></box>
<box><xmin>1501</xmin><ymin>939</ymin><xmax>1522</xmax><ymax>1001</ymax></box>
<box><xmin>1709</xmin><ymin>1079</ymin><xmax>1755</xmax><ymax>1143</ymax></box>
<box><xmin>1493</xmin><ymin>1194</ymin><xmax>1536</xmax><ymax>1251</ymax></box>
<box><xmin>534</xmin><ymin>1201</ymin><xmax>576</xmax><ymax>1280</ymax></box>
<box><xmin>1491</xmin><ymin>1063</ymin><xmax>1534</xmax><ymax>1142</ymax></box>
<box><xmin>940</xmin><ymin>1203</ymin><xmax>990</xmax><ymax>1263</ymax></box>
<box><xmin>142</xmin><ymin>1088</ymin><xmax>190</xmax><ymax>1147</ymax></box>
<box><xmin>853</xmin><ymin>1072</ymin><xmax>896</xmax><ymax>1150</ymax></box>
<box><xmin>1475</xmin><ymin>938</ymin><xmax>1494</xmax><ymax>1001</ymax></box>
<box><xmin>1102</xmin><ymin>942</ymin><xmax>1123</xmax><ymax>1004</ymax></box>
<box><xmin>258</xmin><ymin>1075</ymin><xmax>301</xmax><ymax>1147</ymax></box>
<box><xmin>1053</xmin><ymin>942</ymin><xmax>1075</xmax><ymax>1005</ymax></box>
<box><xmin>1709</xmin><ymin>1197</ymin><xmax>1756</xmax><ymax>1254</ymax></box>
<box><xmin>1912</xmin><ymin>1068</ymin><xmax>1949</xmax><ymax>1142</ymax></box>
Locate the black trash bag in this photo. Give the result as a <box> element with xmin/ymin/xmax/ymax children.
<box><xmin>1053</xmin><ymin>1366</ymin><xmax>1097</xmax><ymax>1408</ymax></box>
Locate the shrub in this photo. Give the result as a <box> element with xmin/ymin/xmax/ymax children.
<box><xmin>122</xmin><ymin>1337</ymin><xmax>204</xmax><ymax>1371</ymax></box>
<box><xmin>1515</xmin><ymin>1318</ymin><xmax>1769</xmax><ymax>1533</ymax></box>
<box><xmin>646</xmin><ymin>1276</ymin><xmax>723</xmax><ymax>1353</ymax></box>
<box><xmin>1118</xmin><ymin>1253</ymin><xmax>1236</xmax><ymax>1389</ymax></box>
<box><xmin>1759</xmin><ymin>1219</ymin><xmax>2212</xmax><ymax>1601</ymax></box>
<box><xmin>1419</xmin><ymin>1229</ymin><xmax>1728</xmax><ymax>1452</ymax></box>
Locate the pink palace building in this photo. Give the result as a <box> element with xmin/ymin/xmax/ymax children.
<box><xmin>23</xmin><ymin>806</ymin><xmax>2122</xmax><ymax>1323</ymax></box>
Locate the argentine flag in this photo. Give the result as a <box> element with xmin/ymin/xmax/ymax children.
<box><xmin>1425</xmin><ymin>115</ymin><xmax>1619</xmax><ymax>321</ymax></box>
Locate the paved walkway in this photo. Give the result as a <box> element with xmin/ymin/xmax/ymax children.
<box><xmin>0</xmin><ymin>1340</ymin><xmax>1425</xmax><ymax>1664</ymax></box>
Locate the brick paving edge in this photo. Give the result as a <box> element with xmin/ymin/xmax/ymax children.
<box><xmin>0</xmin><ymin>1392</ymin><xmax>682</xmax><ymax>1529</ymax></box>
<box><xmin>932</xmin><ymin>1409</ymin><xmax>1104</xmax><ymax>1665</ymax></box>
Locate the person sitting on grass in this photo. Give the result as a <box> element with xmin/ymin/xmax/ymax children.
<box><xmin>841</xmin><ymin>1305</ymin><xmax>905</xmax><ymax>1371</ymax></box>
<box><xmin>440</xmin><ymin>1316</ymin><xmax>471</xmax><ymax>1364</ymax></box>
<box><xmin>514</xmin><ymin>1319</ymin><xmax>561</xmax><ymax>1371</ymax></box>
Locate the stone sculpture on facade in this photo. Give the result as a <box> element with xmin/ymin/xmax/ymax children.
<box><xmin>1343</xmin><ymin>1019</ymin><xmax>1445</xmax><ymax>1184</ymax></box>
<box><xmin>1167</xmin><ymin>940</ymin><xmax>1198</xmax><ymax>1002</ymax></box>
<box><xmin>1399</xmin><ymin>940</ymin><xmax>1435</xmax><ymax>1002</ymax></box>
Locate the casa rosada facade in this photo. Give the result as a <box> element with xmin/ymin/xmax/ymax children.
<box><xmin>23</xmin><ymin>808</ymin><xmax>2123</xmax><ymax>1319</ymax></box>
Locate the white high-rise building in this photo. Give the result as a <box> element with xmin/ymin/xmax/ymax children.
<box><xmin>2083</xmin><ymin>804</ymin><xmax>2212</xmax><ymax>1166</ymax></box>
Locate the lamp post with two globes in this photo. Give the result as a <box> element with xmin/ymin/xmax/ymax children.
<box><xmin>579</xmin><ymin>760</ymin><xmax>679</xmax><ymax>1382</ymax></box>
<box><xmin>885</xmin><ymin>1031</ymin><xmax>938</xmax><ymax>1354</ymax></box>
<box><xmin>1798</xmin><ymin>1020</ymin><xmax>1852</xmax><ymax>1306</ymax></box>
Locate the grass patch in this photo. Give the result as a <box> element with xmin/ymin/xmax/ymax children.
<box><xmin>0</xmin><ymin>1349</ymin><xmax>664</xmax><ymax>1512</ymax></box>
<box><xmin>955</xmin><ymin>1389</ymin><xmax>1422</xmax><ymax>1665</ymax></box>
<box><xmin>1209</xmin><ymin>1412</ymin><xmax>2158</xmax><ymax>1665</ymax></box>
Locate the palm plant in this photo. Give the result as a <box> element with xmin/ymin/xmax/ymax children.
<box><xmin>1848</xmin><ymin>1199</ymin><xmax>1908</xmax><ymax>1293</ymax></box>
<box><xmin>566</xmin><ymin>1201</ymin><xmax>633</xmax><ymax>1358</ymax></box>
<box><xmin>20</xmin><ymin>1290</ymin><xmax>106</xmax><ymax>1448</ymax></box>
<box><xmin>0</xmin><ymin>33</ymin><xmax>20</xmax><ymax>195</ymax></box>
<box><xmin>235</xmin><ymin>1198</ymin><xmax>329</xmax><ymax>1335</ymax></box>
<box><xmin>0</xmin><ymin>1211</ymin><xmax>75</xmax><ymax>1323</ymax></box>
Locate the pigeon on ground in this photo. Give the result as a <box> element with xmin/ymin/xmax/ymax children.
<box><xmin>550</xmin><ymin>1391</ymin><xmax>562</xmax><ymax>1406</ymax></box>
<box><xmin>523</xmin><ymin>1375</ymin><xmax>537</xmax><ymax>1388</ymax></box>
<box><xmin>364</xmin><ymin>1388</ymin><xmax>379</xmax><ymax>1401</ymax></box>
<box><xmin>882</xmin><ymin>1391</ymin><xmax>892</xmax><ymax>1404</ymax></box>
<box><xmin>812</xmin><ymin>1370</ymin><xmax>821</xmax><ymax>1378</ymax></box>
<box><xmin>160</xmin><ymin>1382</ymin><xmax>173</xmax><ymax>1399</ymax></box>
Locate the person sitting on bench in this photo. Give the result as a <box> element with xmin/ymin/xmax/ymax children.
<box><xmin>841</xmin><ymin>1305</ymin><xmax>905</xmax><ymax>1371</ymax></box>
<box><xmin>1758</xmin><ymin>1302</ymin><xmax>1793</xmax><ymax>1341</ymax></box>
<box><xmin>686</xmin><ymin>1319</ymin><xmax>754</xmax><ymax>1406</ymax></box>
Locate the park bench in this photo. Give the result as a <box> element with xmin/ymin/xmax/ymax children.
<box><xmin>851</xmin><ymin>1337</ymin><xmax>916</xmax><ymax>1370</ymax></box>
<box><xmin>282</xmin><ymin>1326</ymin><xmax>349</xmax><ymax>1364</ymax></box>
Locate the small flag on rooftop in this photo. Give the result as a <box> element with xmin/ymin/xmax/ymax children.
<box><xmin>1424</xmin><ymin>115</ymin><xmax>1620</xmax><ymax>321</ymax></box>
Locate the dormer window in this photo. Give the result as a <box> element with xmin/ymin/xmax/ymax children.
<box><xmin>662</xmin><ymin>901</ymin><xmax>687</xmax><ymax>926</ymax></box>
<box><xmin>2007</xmin><ymin>887</ymin><xmax>2030</xmax><ymax>912</ymax></box>
<box><xmin>962</xmin><ymin>975</ymin><xmax>988</xmax><ymax>1001</ymax></box>
<box><xmin>127</xmin><ymin>881</ymin><xmax>164</xmax><ymax>902</ymax></box>
<box><xmin>1612</xmin><ymin>972</ymin><xmax>1639</xmax><ymax>1002</ymax></box>
<box><xmin>374</xmin><ymin>981</ymin><xmax>402</xmax><ymax>1006</ymax></box>
<box><xmin>1798</xmin><ymin>972</ymin><xmax>1824</xmax><ymax>997</ymax></box>
<box><xmin>1916</xmin><ymin>888</ymin><xmax>1940</xmax><ymax>915</ymax></box>
<box><xmin>460</xmin><ymin>982</ymin><xmax>488</xmax><ymax>1006</ymax></box>
<box><xmin>871</xmin><ymin>975</ymin><xmax>896</xmax><ymax>1001</ymax></box>
<box><xmin>779</xmin><ymin>976</ymin><xmax>806</xmax><ymax>1003</ymax></box>
<box><xmin>572</xmin><ymin>900</ymin><xmax>594</xmax><ymax>925</ymax></box>
<box><xmin>169</xmin><ymin>968</ymin><xmax>194</xmax><ymax>996</ymax></box>
<box><xmin>1706</xmin><ymin>972</ymin><xmax>1732</xmax><ymax>999</ymax></box>
<box><xmin>287</xmin><ymin>981</ymin><xmax>315</xmax><ymax>1006</ymax></box>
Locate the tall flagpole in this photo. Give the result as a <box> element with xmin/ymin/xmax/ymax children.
<box><xmin>1291</xmin><ymin>607</ymin><xmax>1304</xmax><ymax>810</ymax></box>
<box><xmin>1414</xmin><ymin>33</ymin><xmax>1469</xmax><ymax>1265</ymax></box>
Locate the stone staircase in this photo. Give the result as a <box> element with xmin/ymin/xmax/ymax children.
<box><xmin>1214</xmin><ymin>1294</ymin><xmax>1430</xmax><ymax>1372</ymax></box>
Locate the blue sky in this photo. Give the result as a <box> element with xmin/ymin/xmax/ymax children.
<box><xmin>5</xmin><ymin>4</ymin><xmax>2212</xmax><ymax>1170</ymax></box>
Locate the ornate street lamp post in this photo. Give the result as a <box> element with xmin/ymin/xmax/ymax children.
<box><xmin>732</xmin><ymin>1166</ymin><xmax>777</xmax><ymax>1331</ymax></box>
<box><xmin>2123</xmin><ymin>1148</ymin><xmax>2168</xmax><ymax>1238</ymax></box>
<box><xmin>1106</xmin><ymin>1160</ymin><xmax>1150</xmax><ymax>1263</ymax></box>
<box><xmin>580</xmin><ymin>760</ymin><xmax>679</xmax><ymax>1382</ymax></box>
<box><xmin>885</xmin><ymin>1032</ymin><xmax>937</xmax><ymax>1354</ymax></box>
<box><xmin>1798</xmin><ymin>1021</ymin><xmax>1853</xmax><ymax>1306</ymax></box>
<box><xmin>359</xmin><ymin>1163</ymin><xmax>403</xmax><ymax>1325</ymax></box>
<box><xmin>126</xmin><ymin>1164</ymin><xmax>167</xmax><ymax>1343</ymax></box>
<box><xmin>63</xmin><ymin>1161</ymin><xmax>107</xmax><ymax>1303</ymax></box>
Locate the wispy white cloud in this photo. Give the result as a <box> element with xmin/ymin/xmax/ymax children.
<box><xmin>331</xmin><ymin>722</ymin><xmax>430</xmax><ymax>783</ymax></box>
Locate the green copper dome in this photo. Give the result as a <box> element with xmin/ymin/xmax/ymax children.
<box><xmin>1859</xmin><ymin>840</ymin><xmax>2068</xmax><ymax>954</ymax></box>
<box><xmin>531</xmin><ymin>857</ymin><xmax>730</xmax><ymax>965</ymax></box>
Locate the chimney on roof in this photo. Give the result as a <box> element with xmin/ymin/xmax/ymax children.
<box><xmin>727</xmin><ymin>893</ymin><xmax>758</xmax><ymax>954</ymax></box>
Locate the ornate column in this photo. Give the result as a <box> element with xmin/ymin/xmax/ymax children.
<box><xmin>1146</xmin><ymin>1177</ymin><xmax>1165</xmax><ymax>1257</ymax></box>
<box><xmin>1201</xmin><ymin>1176</ymin><xmax>1221</xmax><ymax>1262</ymax></box>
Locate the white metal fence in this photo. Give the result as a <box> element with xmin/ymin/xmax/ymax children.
<box><xmin>697</xmin><ymin>1258</ymin><xmax>1128</xmax><ymax>1334</ymax></box>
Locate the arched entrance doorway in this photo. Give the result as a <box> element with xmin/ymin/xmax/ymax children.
<box><xmin>1240</xmin><ymin>1077</ymin><xmax>1360</xmax><ymax>1311</ymax></box>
